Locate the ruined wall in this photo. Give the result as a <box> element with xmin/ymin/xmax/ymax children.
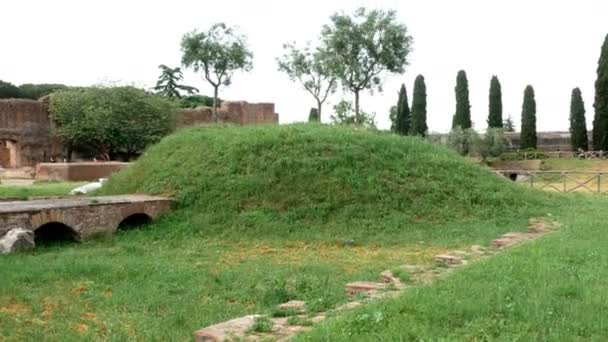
<box><xmin>35</xmin><ymin>162</ymin><xmax>131</xmax><ymax>181</ymax></box>
<box><xmin>176</xmin><ymin>101</ymin><xmax>279</xmax><ymax>128</ymax></box>
<box><xmin>0</xmin><ymin>99</ymin><xmax>62</xmax><ymax>167</ymax></box>
<box><xmin>504</xmin><ymin>131</ymin><xmax>586</xmax><ymax>151</ymax></box>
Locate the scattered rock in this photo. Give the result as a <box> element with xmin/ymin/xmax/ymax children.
<box><xmin>380</xmin><ymin>270</ymin><xmax>405</xmax><ymax>289</ymax></box>
<box><xmin>491</xmin><ymin>238</ymin><xmax>514</xmax><ymax>249</ymax></box>
<box><xmin>344</xmin><ymin>281</ymin><xmax>386</xmax><ymax>297</ymax></box>
<box><xmin>470</xmin><ymin>245</ymin><xmax>487</xmax><ymax>255</ymax></box>
<box><xmin>434</xmin><ymin>254</ymin><xmax>463</xmax><ymax>267</ymax></box>
<box><xmin>334</xmin><ymin>301</ymin><xmax>362</xmax><ymax>312</ymax></box>
<box><xmin>195</xmin><ymin>315</ymin><xmax>260</xmax><ymax>342</ymax></box>
<box><xmin>0</xmin><ymin>228</ymin><xmax>35</xmax><ymax>254</ymax></box>
<box><xmin>277</xmin><ymin>300</ymin><xmax>306</xmax><ymax>313</ymax></box>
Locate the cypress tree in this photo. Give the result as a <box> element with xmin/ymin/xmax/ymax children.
<box><xmin>593</xmin><ymin>34</ymin><xmax>608</xmax><ymax>150</ymax></box>
<box><xmin>520</xmin><ymin>85</ymin><xmax>537</xmax><ymax>149</ymax></box>
<box><xmin>570</xmin><ymin>88</ymin><xmax>589</xmax><ymax>151</ymax></box>
<box><xmin>395</xmin><ymin>84</ymin><xmax>410</xmax><ymax>135</ymax></box>
<box><xmin>452</xmin><ymin>70</ymin><xmax>472</xmax><ymax>129</ymax></box>
<box><xmin>308</xmin><ymin>107</ymin><xmax>320</xmax><ymax>122</ymax></box>
<box><xmin>410</xmin><ymin>75</ymin><xmax>427</xmax><ymax>136</ymax></box>
<box><xmin>488</xmin><ymin>75</ymin><xmax>503</xmax><ymax>128</ymax></box>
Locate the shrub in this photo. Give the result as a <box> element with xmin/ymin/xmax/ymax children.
<box><xmin>50</xmin><ymin>86</ymin><xmax>177</xmax><ymax>160</ymax></box>
<box><xmin>478</xmin><ymin>128</ymin><xmax>508</xmax><ymax>160</ymax></box>
<box><xmin>447</xmin><ymin>127</ymin><xmax>479</xmax><ymax>156</ymax></box>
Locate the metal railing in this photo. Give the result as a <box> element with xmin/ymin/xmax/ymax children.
<box><xmin>495</xmin><ymin>170</ymin><xmax>607</xmax><ymax>193</ymax></box>
<box><xmin>501</xmin><ymin>151</ymin><xmax>608</xmax><ymax>161</ymax></box>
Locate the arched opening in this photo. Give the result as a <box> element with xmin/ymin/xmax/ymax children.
<box><xmin>117</xmin><ymin>213</ymin><xmax>152</xmax><ymax>231</ymax></box>
<box><xmin>509</xmin><ymin>173</ymin><xmax>518</xmax><ymax>181</ymax></box>
<box><xmin>34</xmin><ymin>222</ymin><xmax>78</xmax><ymax>246</ymax></box>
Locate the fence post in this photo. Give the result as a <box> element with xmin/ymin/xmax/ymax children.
<box><xmin>563</xmin><ymin>172</ymin><xmax>567</xmax><ymax>192</ymax></box>
<box><xmin>599</xmin><ymin>173</ymin><xmax>602</xmax><ymax>193</ymax></box>
<box><xmin>530</xmin><ymin>173</ymin><xmax>534</xmax><ymax>189</ymax></box>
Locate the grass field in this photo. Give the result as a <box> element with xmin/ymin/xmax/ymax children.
<box><xmin>0</xmin><ymin>125</ymin><xmax>593</xmax><ymax>341</ymax></box>
<box><xmin>299</xmin><ymin>194</ymin><xmax>608</xmax><ymax>341</ymax></box>
<box><xmin>0</xmin><ymin>182</ymin><xmax>85</xmax><ymax>200</ymax></box>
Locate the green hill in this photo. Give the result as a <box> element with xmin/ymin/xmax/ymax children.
<box><xmin>101</xmin><ymin>124</ymin><xmax>551</xmax><ymax>238</ymax></box>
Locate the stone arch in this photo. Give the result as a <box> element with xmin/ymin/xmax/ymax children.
<box><xmin>117</xmin><ymin>213</ymin><xmax>153</xmax><ymax>230</ymax></box>
<box><xmin>34</xmin><ymin>221</ymin><xmax>79</xmax><ymax>245</ymax></box>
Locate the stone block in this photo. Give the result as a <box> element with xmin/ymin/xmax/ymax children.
<box><xmin>194</xmin><ymin>315</ymin><xmax>260</xmax><ymax>342</ymax></box>
<box><xmin>344</xmin><ymin>281</ymin><xmax>385</xmax><ymax>297</ymax></box>
<box><xmin>434</xmin><ymin>254</ymin><xmax>463</xmax><ymax>267</ymax></box>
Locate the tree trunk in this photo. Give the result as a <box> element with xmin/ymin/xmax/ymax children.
<box><xmin>317</xmin><ymin>100</ymin><xmax>323</xmax><ymax>122</ymax></box>
<box><xmin>213</xmin><ymin>86</ymin><xmax>219</xmax><ymax>123</ymax></box>
<box><xmin>354</xmin><ymin>90</ymin><xmax>360</xmax><ymax>125</ymax></box>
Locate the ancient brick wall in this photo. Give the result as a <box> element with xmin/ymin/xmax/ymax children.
<box><xmin>176</xmin><ymin>101</ymin><xmax>279</xmax><ymax>128</ymax></box>
<box><xmin>0</xmin><ymin>99</ymin><xmax>62</xmax><ymax>167</ymax></box>
<box><xmin>35</xmin><ymin>162</ymin><xmax>131</xmax><ymax>181</ymax></box>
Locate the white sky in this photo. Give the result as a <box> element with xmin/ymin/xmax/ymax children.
<box><xmin>2</xmin><ymin>0</ymin><xmax>607</xmax><ymax>132</ymax></box>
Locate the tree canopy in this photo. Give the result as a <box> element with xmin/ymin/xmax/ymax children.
<box><xmin>278</xmin><ymin>43</ymin><xmax>336</xmax><ymax>120</ymax></box>
<box><xmin>395</xmin><ymin>84</ymin><xmax>410</xmax><ymax>135</ymax></box>
<box><xmin>321</xmin><ymin>7</ymin><xmax>413</xmax><ymax>121</ymax></box>
<box><xmin>488</xmin><ymin>76</ymin><xmax>503</xmax><ymax>128</ymax></box>
<box><xmin>570</xmin><ymin>87</ymin><xmax>589</xmax><ymax>151</ymax></box>
<box><xmin>49</xmin><ymin>87</ymin><xmax>177</xmax><ymax>160</ymax></box>
<box><xmin>153</xmin><ymin>64</ymin><xmax>198</xmax><ymax>98</ymax></box>
<box><xmin>593</xmin><ymin>34</ymin><xmax>608</xmax><ymax>150</ymax></box>
<box><xmin>520</xmin><ymin>85</ymin><xmax>537</xmax><ymax>149</ymax></box>
<box><xmin>181</xmin><ymin>23</ymin><xmax>253</xmax><ymax>121</ymax></box>
<box><xmin>452</xmin><ymin>70</ymin><xmax>472</xmax><ymax>129</ymax></box>
<box><xmin>410</xmin><ymin>75</ymin><xmax>428</xmax><ymax>136</ymax></box>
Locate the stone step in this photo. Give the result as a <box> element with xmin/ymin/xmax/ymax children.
<box><xmin>434</xmin><ymin>254</ymin><xmax>463</xmax><ymax>267</ymax></box>
<box><xmin>195</xmin><ymin>315</ymin><xmax>260</xmax><ymax>342</ymax></box>
<box><xmin>344</xmin><ymin>281</ymin><xmax>386</xmax><ymax>297</ymax></box>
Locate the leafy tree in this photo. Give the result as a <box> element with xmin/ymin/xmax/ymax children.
<box><xmin>410</xmin><ymin>74</ymin><xmax>428</xmax><ymax>136</ymax></box>
<box><xmin>49</xmin><ymin>87</ymin><xmax>177</xmax><ymax>160</ymax></box>
<box><xmin>395</xmin><ymin>84</ymin><xmax>410</xmax><ymax>135</ymax></box>
<box><xmin>389</xmin><ymin>105</ymin><xmax>397</xmax><ymax>132</ymax></box>
<box><xmin>18</xmin><ymin>83</ymin><xmax>69</xmax><ymax>99</ymax></box>
<box><xmin>181</xmin><ymin>23</ymin><xmax>253</xmax><ymax>121</ymax></box>
<box><xmin>308</xmin><ymin>107</ymin><xmax>320</xmax><ymax>122</ymax></box>
<box><xmin>488</xmin><ymin>75</ymin><xmax>503</xmax><ymax>128</ymax></box>
<box><xmin>278</xmin><ymin>43</ymin><xmax>336</xmax><ymax>119</ymax></box>
<box><xmin>520</xmin><ymin>85</ymin><xmax>537</xmax><ymax>149</ymax></box>
<box><xmin>321</xmin><ymin>7</ymin><xmax>413</xmax><ymax>122</ymax></box>
<box><xmin>503</xmin><ymin>116</ymin><xmax>516</xmax><ymax>132</ymax></box>
<box><xmin>330</xmin><ymin>99</ymin><xmax>375</xmax><ymax>128</ymax></box>
<box><xmin>447</xmin><ymin>126</ymin><xmax>479</xmax><ymax>156</ymax></box>
<box><xmin>593</xmin><ymin>34</ymin><xmax>608</xmax><ymax>150</ymax></box>
<box><xmin>179</xmin><ymin>95</ymin><xmax>218</xmax><ymax>109</ymax></box>
<box><xmin>478</xmin><ymin>128</ymin><xmax>507</xmax><ymax>160</ymax></box>
<box><xmin>0</xmin><ymin>80</ymin><xmax>24</xmax><ymax>99</ymax></box>
<box><xmin>452</xmin><ymin>70</ymin><xmax>472</xmax><ymax>129</ymax></box>
<box><xmin>153</xmin><ymin>64</ymin><xmax>198</xmax><ymax>98</ymax></box>
<box><xmin>570</xmin><ymin>87</ymin><xmax>589</xmax><ymax>151</ymax></box>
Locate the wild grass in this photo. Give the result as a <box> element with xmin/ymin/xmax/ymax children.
<box><xmin>298</xmin><ymin>194</ymin><xmax>608</xmax><ymax>341</ymax></box>
<box><xmin>0</xmin><ymin>182</ymin><xmax>84</xmax><ymax>200</ymax></box>
<box><xmin>0</xmin><ymin>124</ymin><xmax>571</xmax><ymax>340</ymax></box>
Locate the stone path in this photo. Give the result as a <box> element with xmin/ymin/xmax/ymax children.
<box><xmin>194</xmin><ymin>217</ymin><xmax>560</xmax><ymax>342</ymax></box>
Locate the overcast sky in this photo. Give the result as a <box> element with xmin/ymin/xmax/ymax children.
<box><xmin>2</xmin><ymin>0</ymin><xmax>607</xmax><ymax>132</ymax></box>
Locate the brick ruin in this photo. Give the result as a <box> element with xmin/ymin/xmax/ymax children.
<box><xmin>176</xmin><ymin>101</ymin><xmax>279</xmax><ymax>128</ymax></box>
<box><xmin>0</xmin><ymin>98</ymin><xmax>62</xmax><ymax>168</ymax></box>
<box><xmin>0</xmin><ymin>99</ymin><xmax>279</xmax><ymax>168</ymax></box>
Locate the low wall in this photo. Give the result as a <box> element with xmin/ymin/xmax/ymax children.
<box><xmin>176</xmin><ymin>101</ymin><xmax>279</xmax><ymax>128</ymax></box>
<box><xmin>35</xmin><ymin>162</ymin><xmax>130</xmax><ymax>181</ymax></box>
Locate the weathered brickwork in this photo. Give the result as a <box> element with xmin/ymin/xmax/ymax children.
<box><xmin>35</xmin><ymin>162</ymin><xmax>130</xmax><ymax>181</ymax></box>
<box><xmin>0</xmin><ymin>195</ymin><xmax>172</xmax><ymax>240</ymax></box>
<box><xmin>0</xmin><ymin>98</ymin><xmax>62</xmax><ymax>167</ymax></box>
<box><xmin>176</xmin><ymin>101</ymin><xmax>279</xmax><ymax>128</ymax></box>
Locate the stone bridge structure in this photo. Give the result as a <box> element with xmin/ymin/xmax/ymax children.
<box><xmin>0</xmin><ymin>195</ymin><xmax>172</xmax><ymax>243</ymax></box>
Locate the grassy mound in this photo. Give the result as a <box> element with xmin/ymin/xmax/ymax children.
<box><xmin>101</xmin><ymin>124</ymin><xmax>552</xmax><ymax>238</ymax></box>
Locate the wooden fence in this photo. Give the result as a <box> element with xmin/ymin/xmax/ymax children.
<box><xmin>495</xmin><ymin>170</ymin><xmax>608</xmax><ymax>193</ymax></box>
